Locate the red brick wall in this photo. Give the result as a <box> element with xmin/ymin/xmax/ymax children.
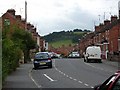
<box><xmin>109</xmin><ymin>25</ymin><xmax>119</xmax><ymax>53</ymax></box>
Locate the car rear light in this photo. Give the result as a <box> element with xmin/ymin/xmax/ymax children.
<box><xmin>87</xmin><ymin>54</ymin><xmax>89</xmax><ymax>57</ymax></box>
<box><xmin>48</xmin><ymin>58</ymin><xmax>51</xmax><ymax>60</ymax></box>
<box><xmin>34</xmin><ymin>61</ymin><xmax>38</xmax><ymax>63</ymax></box>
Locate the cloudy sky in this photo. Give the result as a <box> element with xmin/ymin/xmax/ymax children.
<box><xmin>0</xmin><ymin>0</ymin><xmax>120</xmax><ymax>36</ymax></box>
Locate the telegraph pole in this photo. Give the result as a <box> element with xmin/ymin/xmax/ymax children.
<box><xmin>25</xmin><ymin>1</ymin><xmax>27</xmax><ymax>31</ymax></box>
<box><xmin>98</xmin><ymin>14</ymin><xmax>101</xmax><ymax>24</ymax></box>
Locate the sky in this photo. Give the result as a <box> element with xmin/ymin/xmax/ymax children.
<box><xmin>0</xmin><ymin>0</ymin><xmax>120</xmax><ymax>36</ymax></box>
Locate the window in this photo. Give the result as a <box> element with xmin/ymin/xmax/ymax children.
<box><xmin>4</xmin><ymin>19</ymin><xmax>10</xmax><ymax>26</ymax></box>
<box><xmin>35</xmin><ymin>53</ymin><xmax>49</xmax><ymax>59</ymax></box>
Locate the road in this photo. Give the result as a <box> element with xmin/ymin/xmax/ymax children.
<box><xmin>30</xmin><ymin>58</ymin><xmax>118</xmax><ymax>88</ymax></box>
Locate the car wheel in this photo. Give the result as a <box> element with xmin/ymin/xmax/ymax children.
<box><xmin>86</xmin><ymin>59</ymin><xmax>89</xmax><ymax>63</ymax></box>
<box><xmin>34</xmin><ymin>65</ymin><xmax>38</xmax><ymax>69</ymax></box>
<box><xmin>49</xmin><ymin>64</ymin><xmax>52</xmax><ymax>68</ymax></box>
<box><xmin>84</xmin><ymin>58</ymin><xmax>86</xmax><ymax>62</ymax></box>
<box><xmin>99</xmin><ymin>60</ymin><xmax>102</xmax><ymax>63</ymax></box>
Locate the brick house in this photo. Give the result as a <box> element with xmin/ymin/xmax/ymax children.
<box><xmin>1</xmin><ymin>9</ymin><xmax>47</xmax><ymax>62</ymax></box>
<box><xmin>79</xmin><ymin>15</ymin><xmax>120</xmax><ymax>60</ymax></box>
<box><xmin>1</xmin><ymin>9</ymin><xmax>45</xmax><ymax>52</ymax></box>
<box><xmin>48</xmin><ymin>44</ymin><xmax>78</xmax><ymax>57</ymax></box>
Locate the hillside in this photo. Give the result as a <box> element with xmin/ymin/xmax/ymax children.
<box><xmin>43</xmin><ymin>29</ymin><xmax>91</xmax><ymax>48</ymax></box>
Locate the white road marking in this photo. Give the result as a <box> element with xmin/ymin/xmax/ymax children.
<box><xmin>63</xmin><ymin>73</ymin><xmax>66</xmax><ymax>76</ymax></box>
<box><xmin>73</xmin><ymin>79</ymin><xmax>77</xmax><ymax>81</ymax></box>
<box><xmin>54</xmin><ymin>59</ymin><xmax>92</xmax><ymax>88</ymax></box>
<box><xmin>78</xmin><ymin>81</ymin><xmax>83</xmax><ymax>83</ymax></box>
<box><xmin>69</xmin><ymin>77</ymin><xmax>73</xmax><ymax>79</ymax></box>
<box><xmin>66</xmin><ymin>75</ymin><xmax>69</xmax><ymax>77</ymax></box>
<box><xmin>84</xmin><ymin>83</ymin><xmax>89</xmax><ymax>86</ymax></box>
<box><xmin>29</xmin><ymin>69</ymin><xmax>42</xmax><ymax>88</ymax></box>
<box><xmin>43</xmin><ymin>74</ymin><xmax>57</xmax><ymax>82</ymax></box>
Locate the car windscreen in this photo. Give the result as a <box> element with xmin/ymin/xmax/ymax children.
<box><xmin>35</xmin><ymin>53</ymin><xmax>49</xmax><ymax>59</ymax></box>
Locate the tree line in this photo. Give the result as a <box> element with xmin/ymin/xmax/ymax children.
<box><xmin>43</xmin><ymin>29</ymin><xmax>91</xmax><ymax>43</ymax></box>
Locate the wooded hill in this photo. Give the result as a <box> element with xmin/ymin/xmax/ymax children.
<box><xmin>43</xmin><ymin>29</ymin><xmax>91</xmax><ymax>48</ymax></box>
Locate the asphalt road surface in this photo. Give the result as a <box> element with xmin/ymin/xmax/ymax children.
<box><xmin>30</xmin><ymin>58</ymin><xmax>118</xmax><ymax>88</ymax></box>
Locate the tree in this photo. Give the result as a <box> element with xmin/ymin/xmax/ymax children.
<box><xmin>12</xmin><ymin>26</ymin><xmax>36</xmax><ymax>63</ymax></box>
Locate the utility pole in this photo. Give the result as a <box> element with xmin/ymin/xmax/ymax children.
<box><xmin>118</xmin><ymin>1</ymin><xmax>120</xmax><ymax>19</ymax></box>
<box><xmin>98</xmin><ymin>14</ymin><xmax>101</xmax><ymax>24</ymax></box>
<box><xmin>104</xmin><ymin>12</ymin><xmax>106</xmax><ymax>20</ymax></box>
<box><xmin>25</xmin><ymin>1</ymin><xmax>27</xmax><ymax>31</ymax></box>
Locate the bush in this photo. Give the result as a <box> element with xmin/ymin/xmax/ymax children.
<box><xmin>2</xmin><ymin>25</ymin><xmax>36</xmax><ymax>82</ymax></box>
<box><xmin>2</xmin><ymin>38</ymin><xmax>21</xmax><ymax>81</ymax></box>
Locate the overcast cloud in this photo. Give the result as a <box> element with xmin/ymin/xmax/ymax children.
<box><xmin>0</xmin><ymin>0</ymin><xmax>120</xmax><ymax>36</ymax></box>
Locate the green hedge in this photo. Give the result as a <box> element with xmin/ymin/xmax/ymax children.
<box><xmin>2</xmin><ymin>38</ymin><xmax>21</xmax><ymax>81</ymax></box>
<box><xmin>2</xmin><ymin>25</ymin><xmax>36</xmax><ymax>82</ymax></box>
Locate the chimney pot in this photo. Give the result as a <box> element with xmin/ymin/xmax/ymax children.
<box><xmin>16</xmin><ymin>15</ymin><xmax>21</xmax><ymax>20</ymax></box>
<box><xmin>111</xmin><ymin>15</ymin><xmax>117</xmax><ymax>22</ymax></box>
<box><xmin>95</xmin><ymin>26</ymin><xmax>100</xmax><ymax>32</ymax></box>
<box><xmin>104</xmin><ymin>20</ymin><xmax>110</xmax><ymax>25</ymax></box>
<box><xmin>7</xmin><ymin>9</ymin><xmax>15</xmax><ymax>16</ymax></box>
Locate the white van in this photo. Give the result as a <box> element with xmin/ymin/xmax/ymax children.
<box><xmin>84</xmin><ymin>46</ymin><xmax>102</xmax><ymax>63</ymax></box>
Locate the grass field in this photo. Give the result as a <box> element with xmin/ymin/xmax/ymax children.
<box><xmin>73</xmin><ymin>32</ymin><xmax>85</xmax><ymax>35</ymax></box>
<box><xmin>49</xmin><ymin>39</ymin><xmax>75</xmax><ymax>48</ymax></box>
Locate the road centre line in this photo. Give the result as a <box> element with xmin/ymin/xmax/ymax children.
<box><xmin>78</xmin><ymin>81</ymin><xmax>83</xmax><ymax>83</ymax></box>
<box><xmin>69</xmin><ymin>77</ymin><xmax>73</xmax><ymax>79</ymax></box>
<box><xmin>73</xmin><ymin>79</ymin><xmax>77</xmax><ymax>81</ymax></box>
<box><xmin>84</xmin><ymin>83</ymin><xmax>89</xmax><ymax>87</ymax></box>
<box><xmin>43</xmin><ymin>74</ymin><xmax>57</xmax><ymax>82</ymax></box>
<box><xmin>54</xmin><ymin>59</ymin><xmax>94</xmax><ymax>88</ymax></box>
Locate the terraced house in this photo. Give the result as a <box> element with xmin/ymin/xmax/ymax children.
<box><xmin>79</xmin><ymin>15</ymin><xmax>120</xmax><ymax>61</ymax></box>
<box><xmin>1</xmin><ymin>9</ymin><xmax>46</xmax><ymax>61</ymax></box>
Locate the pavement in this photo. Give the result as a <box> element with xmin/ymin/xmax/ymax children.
<box><xmin>2</xmin><ymin>59</ymin><xmax>120</xmax><ymax>89</ymax></box>
<box><xmin>2</xmin><ymin>62</ymin><xmax>37</xmax><ymax>89</ymax></box>
<box><xmin>102</xmin><ymin>59</ymin><xmax>120</xmax><ymax>69</ymax></box>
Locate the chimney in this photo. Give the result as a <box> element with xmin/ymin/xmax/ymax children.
<box><xmin>27</xmin><ymin>23</ymin><xmax>30</xmax><ymax>30</ymax></box>
<box><xmin>99</xmin><ymin>23</ymin><xmax>104</xmax><ymax>28</ymax></box>
<box><xmin>7</xmin><ymin>9</ymin><xmax>15</xmax><ymax>16</ymax></box>
<box><xmin>16</xmin><ymin>15</ymin><xmax>21</xmax><ymax>20</ymax></box>
<box><xmin>104</xmin><ymin>20</ymin><xmax>110</xmax><ymax>25</ymax></box>
<box><xmin>21</xmin><ymin>19</ymin><xmax>26</xmax><ymax>24</ymax></box>
<box><xmin>33</xmin><ymin>28</ymin><xmax>36</xmax><ymax>32</ymax></box>
<box><xmin>111</xmin><ymin>15</ymin><xmax>117</xmax><ymax>22</ymax></box>
<box><xmin>95</xmin><ymin>26</ymin><xmax>100</xmax><ymax>32</ymax></box>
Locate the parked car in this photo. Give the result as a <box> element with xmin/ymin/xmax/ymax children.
<box><xmin>68</xmin><ymin>51</ymin><xmax>80</xmax><ymax>58</ymax></box>
<box><xmin>48</xmin><ymin>52</ymin><xmax>60</xmax><ymax>58</ymax></box>
<box><xmin>33</xmin><ymin>52</ymin><xmax>52</xmax><ymax>69</ymax></box>
<box><xmin>94</xmin><ymin>70</ymin><xmax>120</xmax><ymax>90</ymax></box>
<box><xmin>84</xmin><ymin>46</ymin><xmax>102</xmax><ymax>63</ymax></box>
